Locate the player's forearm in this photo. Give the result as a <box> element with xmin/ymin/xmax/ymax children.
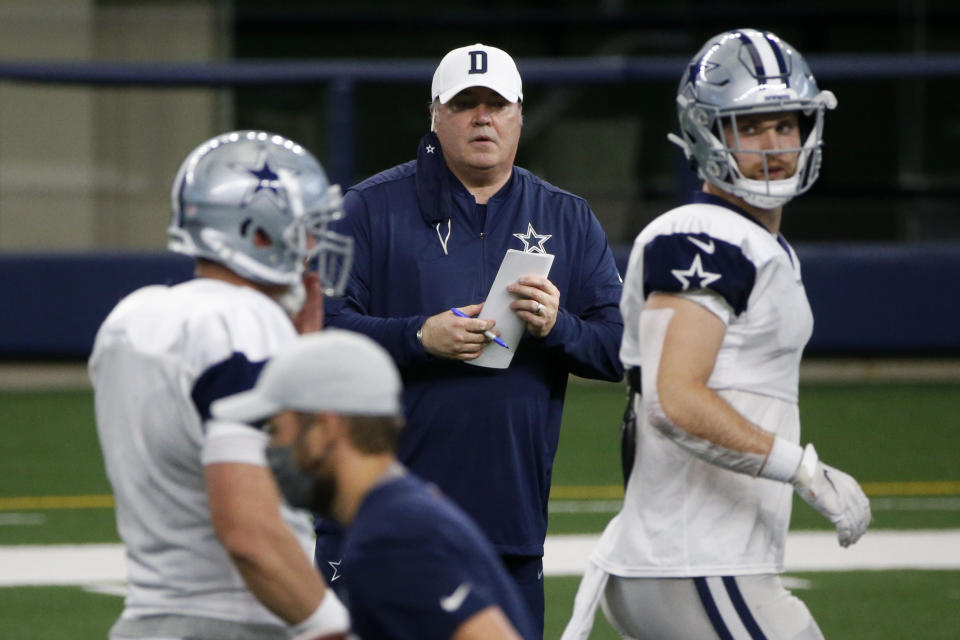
<box><xmin>640</xmin><ymin>303</ymin><xmax>774</xmax><ymax>476</ymax></box>
<box><xmin>206</xmin><ymin>462</ymin><xmax>328</xmax><ymax>624</ymax></box>
<box><xmin>656</xmin><ymin>376</ymin><xmax>774</xmax><ymax>457</ymax></box>
<box><xmin>651</xmin><ymin>373</ymin><xmax>779</xmax><ymax>475</ymax></box>
<box><xmin>226</xmin><ymin>522</ymin><xmax>328</xmax><ymax>624</ymax></box>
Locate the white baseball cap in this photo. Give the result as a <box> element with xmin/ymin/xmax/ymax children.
<box><xmin>431</xmin><ymin>43</ymin><xmax>523</xmax><ymax>104</ymax></box>
<box><xmin>211</xmin><ymin>330</ymin><xmax>403</xmax><ymax>423</ymax></box>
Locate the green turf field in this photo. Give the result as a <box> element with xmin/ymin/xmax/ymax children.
<box><xmin>1</xmin><ymin>381</ymin><xmax>959</xmax><ymax>638</ymax></box>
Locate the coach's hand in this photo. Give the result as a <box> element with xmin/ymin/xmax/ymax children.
<box><xmin>508</xmin><ymin>275</ymin><xmax>560</xmax><ymax>338</ymax></box>
<box><xmin>419</xmin><ymin>303</ymin><xmax>496</xmax><ymax>361</ymax></box>
<box><xmin>792</xmin><ymin>444</ymin><xmax>871</xmax><ymax>547</ymax></box>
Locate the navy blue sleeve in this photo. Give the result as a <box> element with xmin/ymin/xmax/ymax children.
<box><xmin>541</xmin><ymin>210</ymin><xmax>625</xmax><ymax>381</ymax></box>
<box><xmin>345</xmin><ymin>546</ymin><xmax>494</xmax><ymax>640</ymax></box>
<box><xmin>642</xmin><ymin>232</ymin><xmax>756</xmax><ymax>316</ymax></box>
<box><xmin>191</xmin><ymin>352</ymin><xmax>266</xmax><ymax>423</ymax></box>
<box><xmin>324</xmin><ymin>189</ymin><xmax>428</xmax><ymax>367</ymax></box>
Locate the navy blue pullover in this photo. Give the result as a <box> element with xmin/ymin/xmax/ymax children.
<box><xmin>343</xmin><ymin>474</ymin><xmax>537</xmax><ymax>639</ymax></box>
<box><xmin>325</xmin><ymin>132</ymin><xmax>624</xmax><ymax>555</ymax></box>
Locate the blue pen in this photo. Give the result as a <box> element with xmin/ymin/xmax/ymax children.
<box><xmin>450</xmin><ymin>308</ymin><xmax>510</xmax><ymax>349</ymax></box>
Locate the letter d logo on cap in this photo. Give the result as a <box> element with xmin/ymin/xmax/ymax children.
<box><xmin>432</xmin><ymin>44</ymin><xmax>522</xmax><ymax>104</ymax></box>
<box><xmin>468</xmin><ymin>50</ymin><xmax>487</xmax><ymax>74</ymax></box>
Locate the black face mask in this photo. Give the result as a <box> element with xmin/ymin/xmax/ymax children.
<box><xmin>265</xmin><ymin>445</ymin><xmax>337</xmax><ymax>516</ymax></box>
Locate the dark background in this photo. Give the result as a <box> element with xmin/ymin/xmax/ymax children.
<box><xmin>4</xmin><ymin>1</ymin><xmax>958</xmax><ymax>358</ymax></box>
<box><xmin>230</xmin><ymin>0</ymin><xmax>960</xmax><ymax>246</ymax></box>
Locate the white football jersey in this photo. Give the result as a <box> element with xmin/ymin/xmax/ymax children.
<box><xmin>89</xmin><ymin>278</ymin><xmax>313</xmax><ymax>625</ymax></box>
<box><xmin>594</xmin><ymin>195</ymin><xmax>813</xmax><ymax>577</ymax></box>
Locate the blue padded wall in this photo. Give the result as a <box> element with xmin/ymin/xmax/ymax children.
<box><xmin>2</xmin><ymin>244</ymin><xmax>958</xmax><ymax>357</ymax></box>
<box><xmin>610</xmin><ymin>242</ymin><xmax>960</xmax><ymax>355</ymax></box>
<box><xmin>0</xmin><ymin>252</ymin><xmax>194</xmax><ymax>358</ymax></box>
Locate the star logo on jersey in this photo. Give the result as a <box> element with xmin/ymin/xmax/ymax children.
<box><xmin>426</xmin><ymin>144</ymin><xmax>435</xmax><ymax>154</ymax></box>
<box><xmin>231</xmin><ymin>152</ymin><xmax>291</xmax><ymax>211</ymax></box>
<box><xmin>513</xmin><ymin>223</ymin><xmax>552</xmax><ymax>254</ymax></box>
<box><xmin>671</xmin><ymin>254</ymin><xmax>721</xmax><ymax>290</ymax></box>
<box><xmin>328</xmin><ymin>559</ymin><xmax>343</xmax><ymax>582</ymax></box>
<box><xmin>440</xmin><ymin>582</ymin><xmax>472</xmax><ymax>612</ymax></box>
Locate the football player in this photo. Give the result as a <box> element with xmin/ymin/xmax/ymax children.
<box><xmin>563</xmin><ymin>29</ymin><xmax>871</xmax><ymax>639</ymax></box>
<box><xmin>212</xmin><ymin>330</ymin><xmax>537</xmax><ymax>639</ymax></box>
<box><xmin>89</xmin><ymin>131</ymin><xmax>352</xmax><ymax>640</ymax></box>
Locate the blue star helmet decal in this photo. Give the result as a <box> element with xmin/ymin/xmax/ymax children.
<box><xmin>230</xmin><ymin>152</ymin><xmax>292</xmax><ymax>211</ymax></box>
<box><xmin>513</xmin><ymin>222</ymin><xmax>552</xmax><ymax>254</ymax></box>
<box><xmin>168</xmin><ymin>130</ymin><xmax>350</xmax><ymax>290</ymax></box>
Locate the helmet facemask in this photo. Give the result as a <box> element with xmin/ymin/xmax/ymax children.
<box><xmin>678</xmin><ymin>93</ymin><xmax>834</xmax><ymax>209</ymax></box>
<box><xmin>168</xmin><ymin>131</ymin><xmax>353</xmax><ymax>299</ymax></box>
<box><xmin>668</xmin><ymin>29</ymin><xmax>837</xmax><ymax>210</ymax></box>
<box><xmin>302</xmin><ymin>184</ymin><xmax>354</xmax><ymax>298</ymax></box>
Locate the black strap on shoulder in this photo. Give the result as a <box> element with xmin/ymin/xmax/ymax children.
<box><xmin>620</xmin><ymin>367</ymin><xmax>642</xmax><ymax>487</ymax></box>
<box><xmin>626</xmin><ymin>366</ymin><xmax>642</xmax><ymax>395</ymax></box>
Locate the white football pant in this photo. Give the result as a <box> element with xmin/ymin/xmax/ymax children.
<box><xmin>601</xmin><ymin>573</ymin><xmax>825</xmax><ymax>640</ymax></box>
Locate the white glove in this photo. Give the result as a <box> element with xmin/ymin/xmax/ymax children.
<box><xmin>792</xmin><ymin>443</ymin><xmax>871</xmax><ymax>547</ymax></box>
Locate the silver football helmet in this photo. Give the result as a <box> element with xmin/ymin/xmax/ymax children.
<box><xmin>168</xmin><ymin>130</ymin><xmax>353</xmax><ymax>296</ymax></box>
<box><xmin>668</xmin><ymin>29</ymin><xmax>838</xmax><ymax>209</ymax></box>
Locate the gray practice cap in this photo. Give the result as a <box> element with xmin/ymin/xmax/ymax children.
<box><xmin>212</xmin><ymin>329</ymin><xmax>403</xmax><ymax>423</ymax></box>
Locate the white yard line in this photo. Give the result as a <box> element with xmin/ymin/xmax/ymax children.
<box><xmin>1</xmin><ymin>530</ymin><xmax>958</xmax><ymax>587</ymax></box>
<box><xmin>0</xmin><ymin>543</ymin><xmax>126</xmax><ymax>586</ymax></box>
<box><xmin>549</xmin><ymin>500</ymin><xmax>625</xmax><ymax>514</ymax></box>
<box><xmin>0</xmin><ymin>513</ymin><xmax>47</xmax><ymax>526</ymax></box>
<box><xmin>542</xmin><ymin>530</ymin><xmax>960</xmax><ymax>576</ymax></box>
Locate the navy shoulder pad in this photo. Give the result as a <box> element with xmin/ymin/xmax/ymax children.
<box><xmin>642</xmin><ymin>233</ymin><xmax>756</xmax><ymax>315</ymax></box>
<box><xmin>192</xmin><ymin>352</ymin><xmax>267</xmax><ymax>424</ymax></box>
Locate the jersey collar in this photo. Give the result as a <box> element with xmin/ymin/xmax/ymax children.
<box><xmin>691</xmin><ymin>190</ymin><xmax>794</xmax><ymax>263</ymax></box>
<box><xmin>691</xmin><ymin>191</ymin><xmax>769</xmax><ymax>232</ymax></box>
